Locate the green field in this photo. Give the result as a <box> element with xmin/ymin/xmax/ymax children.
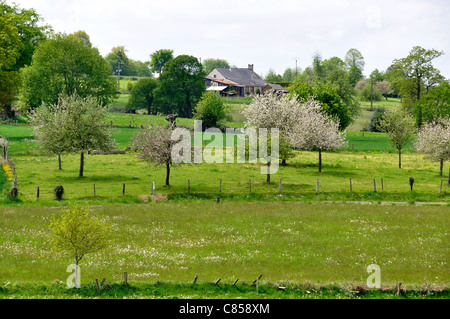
<box><xmin>0</xmin><ymin>97</ymin><xmax>448</xmax><ymax>299</ymax></box>
<box><xmin>0</xmin><ymin>203</ymin><xmax>448</xmax><ymax>298</ymax></box>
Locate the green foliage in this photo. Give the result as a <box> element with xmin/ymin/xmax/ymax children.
<box><xmin>149</xmin><ymin>49</ymin><xmax>173</xmax><ymax>75</ymax></box>
<box><xmin>289</xmin><ymin>80</ymin><xmax>352</xmax><ymax>130</ymax></box>
<box><xmin>18</xmin><ymin>32</ymin><xmax>118</xmax><ymax>109</ymax></box>
<box><xmin>415</xmin><ymin>81</ymin><xmax>450</xmax><ymax>124</ymax></box>
<box><xmin>389</xmin><ymin>46</ymin><xmax>445</xmax><ymax>125</ymax></box>
<box><xmin>193</xmin><ymin>92</ymin><xmax>229</xmax><ymax>129</ymax></box>
<box><xmin>359</xmin><ymin>82</ymin><xmax>383</xmax><ymax>102</ymax></box>
<box><xmin>367</xmin><ymin>108</ymin><xmax>386</xmax><ymax>132</ymax></box>
<box><xmin>265</xmin><ymin>68</ymin><xmax>283</xmax><ymax>82</ymax></box>
<box><xmin>127</xmin><ymin>78</ymin><xmax>159</xmax><ymax>114</ymax></box>
<box><xmin>202</xmin><ymin>58</ymin><xmax>230</xmax><ymax>74</ymax></box>
<box><xmin>48</xmin><ymin>205</ymin><xmax>112</xmax><ymax>265</ymax></box>
<box><xmin>155</xmin><ymin>55</ymin><xmax>205</xmax><ymax>118</ymax></box>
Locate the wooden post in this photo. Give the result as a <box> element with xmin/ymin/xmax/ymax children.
<box><xmin>373</xmin><ymin>179</ymin><xmax>376</xmax><ymax>192</ymax></box>
<box><xmin>381</xmin><ymin>178</ymin><xmax>384</xmax><ymax>191</ymax></box>
<box><xmin>396</xmin><ymin>282</ymin><xmax>402</xmax><ymax>296</ymax></box>
<box><xmin>349</xmin><ymin>178</ymin><xmax>352</xmax><ymax>192</ymax></box>
<box><xmin>193</xmin><ymin>275</ymin><xmax>198</xmax><ymax>284</ymax></box>
<box><xmin>256</xmin><ymin>277</ymin><xmax>260</xmax><ymax>293</ymax></box>
<box><xmin>93</xmin><ymin>184</ymin><xmax>96</xmax><ymax>196</ymax></box>
<box><xmin>233</xmin><ymin>279</ymin><xmax>239</xmax><ymax>286</ymax></box>
<box><xmin>95</xmin><ymin>279</ymin><xmax>100</xmax><ymax>294</ymax></box>
<box><xmin>124</xmin><ymin>272</ymin><xmax>128</xmax><ymax>285</ymax></box>
<box><xmin>101</xmin><ymin>278</ymin><xmax>106</xmax><ymax>286</ymax></box>
<box><xmin>122</xmin><ymin>183</ymin><xmax>126</xmax><ymax>196</ymax></box>
<box><xmin>215</xmin><ymin>278</ymin><xmax>221</xmax><ymax>285</ymax></box>
<box><xmin>316</xmin><ymin>178</ymin><xmax>319</xmax><ymax>192</ymax></box>
<box><xmin>37</xmin><ymin>186</ymin><xmax>39</xmax><ymax>199</ymax></box>
<box><xmin>278</xmin><ymin>177</ymin><xmax>282</xmax><ymax>191</ymax></box>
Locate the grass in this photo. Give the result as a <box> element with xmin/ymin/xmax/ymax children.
<box><xmin>0</xmin><ymin>203</ymin><xmax>448</xmax><ymax>293</ymax></box>
<box><xmin>0</xmin><ymin>202</ymin><xmax>448</xmax><ymax>300</ymax></box>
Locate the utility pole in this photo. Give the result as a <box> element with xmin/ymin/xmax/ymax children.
<box><xmin>294</xmin><ymin>57</ymin><xmax>298</xmax><ymax>80</ymax></box>
<box><xmin>116</xmin><ymin>61</ymin><xmax>122</xmax><ymax>92</ymax></box>
<box><xmin>370</xmin><ymin>75</ymin><xmax>374</xmax><ymax>111</ymax></box>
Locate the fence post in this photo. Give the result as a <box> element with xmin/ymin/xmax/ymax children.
<box><xmin>37</xmin><ymin>186</ymin><xmax>39</xmax><ymax>199</ymax></box>
<box><xmin>278</xmin><ymin>177</ymin><xmax>282</xmax><ymax>192</ymax></box>
<box><xmin>93</xmin><ymin>184</ymin><xmax>96</xmax><ymax>196</ymax></box>
<box><xmin>373</xmin><ymin>179</ymin><xmax>376</xmax><ymax>192</ymax></box>
<box><xmin>122</xmin><ymin>183</ymin><xmax>126</xmax><ymax>196</ymax></box>
<box><xmin>381</xmin><ymin>178</ymin><xmax>384</xmax><ymax>191</ymax></box>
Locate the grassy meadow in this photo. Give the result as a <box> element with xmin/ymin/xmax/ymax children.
<box><xmin>0</xmin><ymin>96</ymin><xmax>449</xmax><ymax>299</ymax></box>
<box><xmin>0</xmin><ymin>203</ymin><xmax>448</xmax><ymax>298</ymax></box>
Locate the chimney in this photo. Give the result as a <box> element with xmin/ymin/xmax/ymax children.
<box><xmin>248</xmin><ymin>64</ymin><xmax>254</xmax><ymax>71</ymax></box>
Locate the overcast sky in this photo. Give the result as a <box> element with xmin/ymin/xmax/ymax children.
<box><xmin>7</xmin><ymin>0</ymin><xmax>450</xmax><ymax>79</ymax></box>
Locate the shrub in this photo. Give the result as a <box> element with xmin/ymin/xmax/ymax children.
<box><xmin>193</xmin><ymin>92</ymin><xmax>229</xmax><ymax>130</ymax></box>
<box><xmin>54</xmin><ymin>185</ymin><xmax>64</xmax><ymax>200</ymax></box>
<box><xmin>367</xmin><ymin>108</ymin><xmax>386</xmax><ymax>132</ymax></box>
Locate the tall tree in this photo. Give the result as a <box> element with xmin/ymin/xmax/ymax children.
<box><xmin>265</xmin><ymin>68</ymin><xmax>283</xmax><ymax>83</ymax></box>
<box><xmin>0</xmin><ymin>15</ymin><xmax>22</xmax><ymax>117</ymax></box>
<box><xmin>389</xmin><ymin>46</ymin><xmax>445</xmax><ymax>126</ymax></box>
<box><xmin>154</xmin><ymin>55</ymin><xmax>205</xmax><ymax>118</ymax></box>
<box><xmin>345</xmin><ymin>48</ymin><xmax>365</xmax><ymax>87</ymax></box>
<box><xmin>127</xmin><ymin>78</ymin><xmax>159</xmax><ymax>114</ymax></box>
<box><xmin>149</xmin><ymin>49</ymin><xmax>174</xmax><ymax>75</ymax></box>
<box><xmin>105</xmin><ymin>46</ymin><xmax>134</xmax><ymax>76</ymax></box>
<box><xmin>415</xmin><ymin>81</ymin><xmax>450</xmax><ymax>123</ymax></box>
<box><xmin>0</xmin><ymin>1</ymin><xmax>49</xmax><ymax>117</ymax></box>
<box><xmin>202</xmin><ymin>58</ymin><xmax>230</xmax><ymax>74</ymax></box>
<box><xmin>19</xmin><ymin>32</ymin><xmax>117</xmax><ymax>110</ymax></box>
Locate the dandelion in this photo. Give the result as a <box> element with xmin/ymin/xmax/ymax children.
<box><xmin>1</xmin><ymin>163</ymin><xmax>14</xmax><ymax>182</ymax></box>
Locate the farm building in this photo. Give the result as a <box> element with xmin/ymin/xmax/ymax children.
<box><xmin>205</xmin><ymin>64</ymin><xmax>286</xmax><ymax>97</ymax></box>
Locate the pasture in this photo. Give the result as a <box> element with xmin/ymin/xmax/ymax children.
<box><xmin>0</xmin><ymin>203</ymin><xmax>448</xmax><ymax>298</ymax></box>
<box><xmin>0</xmin><ymin>96</ymin><xmax>448</xmax><ymax>299</ymax></box>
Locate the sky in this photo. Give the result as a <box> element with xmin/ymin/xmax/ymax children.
<box><xmin>7</xmin><ymin>0</ymin><xmax>450</xmax><ymax>79</ymax></box>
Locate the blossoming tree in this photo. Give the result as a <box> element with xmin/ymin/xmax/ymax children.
<box><xmin>415</xmin><ymin>117</ymin><xmax>450</xmax><ymax>177</ymax></box>
<box><xmin>285</xmin><ymin>99</ymin><xmax>347</xmax><ymax>172</ymax></box>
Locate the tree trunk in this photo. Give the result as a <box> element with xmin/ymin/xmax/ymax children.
<box><xmin>398</xmin><ymin>149</ymin><xmax>402</xmax><ymax>169</ymax></box>
<box><xmin>79</xmin><ymin>152</ymin><xmax>84</xmax><ymax>177</ymax></box>
<box><xmin>318</xmin><ymin>149</ymin><xmax>322</xmax><ymax>173</ymax></box>
<box><xmin>440</xmin><ymin>159</ymin><xmax>444</xmax><ymax>177</ymax></box>
<box><xmin>281</xmin><ymin>159</ymin><xmax>287</xmax><ymax>166</ymax></box>
<box><xmin>58</xmin><ymin>154</ymin><xmax>62</xmax><ymax>170</ymax></box>
<box><xmin>166</xmin><ymin>162</ymin><xmax>170</xmax><ymax>186</ymax></box>
<box><xmin>267</xmin><ymin>161</ymin><xmax>271</xmax><ymax>183</ymax></box>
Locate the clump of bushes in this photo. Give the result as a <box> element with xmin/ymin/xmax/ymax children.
<box><xmin>366</xmin><ymin>108</ymin><xmax>386</xmax><ymax>132</ymax></box>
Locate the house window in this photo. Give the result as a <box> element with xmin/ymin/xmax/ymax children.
<box><xmin>214</xmin><ymin>75</ymin><xmax>216</xmax><ymax>78</ymax></box>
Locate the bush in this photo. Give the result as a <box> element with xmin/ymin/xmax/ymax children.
<box><xmin>54</xmin><ymin>185</ymin><xmax>64</xmax><ymax>200</ymax></box>
<box><xmin>126</xmin><ymin>81</ymin><xmax>133</xmax><ymax>92</ymax></box>
<box><xmin>193</xmin><ymin>92</ymin><xmax>229</xmax><ymax>130</ymax></box>
<box><xmin>367</xmin><ymin>108</ymin><xmax>386</xmax><ymax>132</ymax></box>
<box><xmin>359</xmin><ymin>84</ymin><xmax>382</xmax><ymax>102</ymax></box>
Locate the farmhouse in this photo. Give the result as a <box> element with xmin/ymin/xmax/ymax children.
<box><xmin>205</xmin><ymin>64</ymin><xmax>286</xmax><ymax>97</ymax></box>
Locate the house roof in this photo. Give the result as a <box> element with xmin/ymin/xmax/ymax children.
<box><xmin>265</xmin><ymin>83</ymin><xmax>288</xmax><ymax>92</ymax></box>
<box><xmin>211</xmin><ymin>68</ymin><xmax>269</xmax><ymax>87</ymax></box>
